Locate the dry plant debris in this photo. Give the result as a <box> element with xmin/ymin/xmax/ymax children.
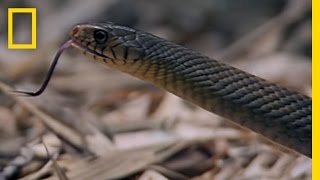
<box><xmin>0</xmin><ymin>0</ymin><xmax>311</xmax><ymax>179</ymax></box>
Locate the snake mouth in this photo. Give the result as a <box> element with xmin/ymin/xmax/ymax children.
<box><xmin>71</xmin><ymin>40</ymin><xmax>113</xmax><ymax>60</ymax></box>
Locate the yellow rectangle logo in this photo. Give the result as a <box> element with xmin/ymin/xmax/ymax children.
<box><xmin>8</xmin><ymin>8</ymin><xmax>37</xmax><ymax>49</ymax></box>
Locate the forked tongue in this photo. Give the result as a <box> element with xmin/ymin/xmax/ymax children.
<box><xmin>13</xmin><ymin>40</ymin><xmax>74</xmax><ymax>96</ymax></box>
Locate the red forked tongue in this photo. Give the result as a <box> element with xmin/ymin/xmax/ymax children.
<box><xmin>13</xmin><ymin>40</ymin><xmax>74</xmax><ymax>96</ymax></box>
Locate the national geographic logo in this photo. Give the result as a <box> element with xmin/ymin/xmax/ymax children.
<box><xmin>8</xmin><ymin>8</ymin><xmax>37</xmax><ymax>49</ymax></box>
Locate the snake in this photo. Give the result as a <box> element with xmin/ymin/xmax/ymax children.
<box><xmin>15</xmin><ymin>21</ymin><xmax>311</xmax><ymax>158</ymax></box>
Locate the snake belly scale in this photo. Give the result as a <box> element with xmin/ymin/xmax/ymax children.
<box><xmin>69</xmin><ymin>22</ymin><xmax>311</xmax><ymax>158</ymax></box>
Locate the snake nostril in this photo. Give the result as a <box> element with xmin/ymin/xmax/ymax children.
<box><xmin>71</xmin><ymin>25</ymin><xmax>80</xmax><ymax>37</ymax></box>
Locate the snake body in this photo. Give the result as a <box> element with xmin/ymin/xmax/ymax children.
<box><xmin>70</xmin><ymin>22</ymin><xmax>311</xmax><ymax>157</ymax></box>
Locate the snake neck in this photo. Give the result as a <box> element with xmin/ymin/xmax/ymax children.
<box><xmin>84</xmin><ymin>30</ymin><xmax>311</xmax><ymax>157</ymax></box>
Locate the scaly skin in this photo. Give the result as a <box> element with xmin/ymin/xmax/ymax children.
<box><xmin>70</xmin><ymin>22</ymin><xmax>311</xmax><ymax>158</ymax></box>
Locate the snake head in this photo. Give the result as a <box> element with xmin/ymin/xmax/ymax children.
<box><xmin>70</xmin><ymin>22</ymin><xmax>145</xmax><ymax>67</ymax></box>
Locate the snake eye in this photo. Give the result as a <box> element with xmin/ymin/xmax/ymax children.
<box><xmin>93</xmin><ymin>30</ymin><xmax>108</xmax><ymax>44</ymax></box>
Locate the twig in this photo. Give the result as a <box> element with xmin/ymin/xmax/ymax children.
<box><xmin>0</xmin><ymin>81</ymin><xmax>85</xmax><ymax>149</ymax></box>
<box><xmin>42</xmin><ymin>138</ymin><xmax>69</xmax><ymax>180</ymax></box>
